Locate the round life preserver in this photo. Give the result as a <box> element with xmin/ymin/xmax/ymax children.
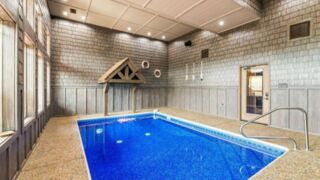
<box><xmin>154</xmin><ymin>69</ymin><xmax>161</xmax><ymax>78</ymax></box>
<box><xmin>141</xmin><ymin>60</ymin><xmax>150</xmax><ymax>69</ymax></box>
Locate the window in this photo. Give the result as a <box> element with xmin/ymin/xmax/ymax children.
<box><xmin>23</xmin><ymin>35</ymin><xmax>36</xmax><ymax>124</ymax></box>
<box><xmin>246</xmin><ymin>69</ymin><xmax>263</xmax><ymax>115</ymax></box>
<box><xmin>23</xmin><ymin>0</ymin><xmax>35</xmax><ymax>29</ymax></box>
<box><xmin>0</xmin><ymin>7</ymin><xmax>16</xmax><ymax>139</ymax></box>
<box><xmin>46</xmin><ymin>30</ymin><xmax>50</xmax><ymax>56</ymax></box>
<box><xmin>37</xmin><ymin>52</ymin><xmax>44</xmax><ymax>113</ymax></box>
<box><xmin>36</xmin><ymin>5</ymin><xmax>43</xmax><ymax>44</ymax></box>
<box><xmin>23</xmin><ymin>0</ymin><xmax>27</xmax><ymax>16</ymax></box>
<box><xmin>46</xmin><ymin>61</ymin><xmax>50</xmax><ymax>106</ymax></box>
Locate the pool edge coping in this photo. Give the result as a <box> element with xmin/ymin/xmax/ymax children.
<box><xmin>156</xmin><ymin>112</ymin><xmax>288</xmax><ymax>153</ymax></box>
<box><xmin>75</xmin><ymin>121</ymin><xmax>92</xmax><ymax>180</ymax></box>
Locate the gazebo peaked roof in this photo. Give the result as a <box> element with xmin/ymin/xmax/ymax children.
<box><xmin>98</xmin><ymin>57</ymin><xmax>145</xmax><ymax>84</ymax></box>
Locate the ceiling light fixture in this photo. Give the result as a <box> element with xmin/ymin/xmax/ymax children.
<box><xmin>63</xmin><ymin>11</ymin><xmax>68</xmax><ymax>16</ymax></box>
<box><xmin>147</xmin><ymin>32</ymin><xmax>151</xmax><ymax>36</ymax></box>
<box><xmin>219</xmin><ymin>20</ymin><xmax>224</xmax><ymax>26</ymax></box>
<box><xmin>81</xmin><ymin>16</ymin><xmax>86</xmax><ymax>20</ymax></box>
<box><xmin>127</xmin><ymin>27</ymin><xmax>132</xmax><ymax>31</ymax></box>
<box><xmin>161</xmin><ymin>35</ymin><xmax>166</xmax><ymax>40</ymax></box>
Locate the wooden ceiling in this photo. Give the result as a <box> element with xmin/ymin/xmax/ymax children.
<box><xmin>48</xmin><ymin>0</ymin><xmax>260</xmax><ymax>42</ymax></box>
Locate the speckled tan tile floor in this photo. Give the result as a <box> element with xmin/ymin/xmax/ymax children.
<box><xmin>17</xmin><ymin>108</ymin><xmax>320</xmax><ymax>180</ymax></box>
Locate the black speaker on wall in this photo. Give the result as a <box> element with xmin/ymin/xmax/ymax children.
<box><xmin>184</xmin><ymin>40</ymin><xmax>192</xmax><ymax>47</ymax></box>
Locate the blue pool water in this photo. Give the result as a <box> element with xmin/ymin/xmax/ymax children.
<box><xmin>78</xmin><ymin>113</ymin><xmax>286</xmax><ymax>180</ymax></box>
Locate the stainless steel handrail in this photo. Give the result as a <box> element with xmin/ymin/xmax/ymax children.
<box><xmin>240</xmin><ymin>107</ymin><xmax>309</xmax><ymax>151</ymax></box>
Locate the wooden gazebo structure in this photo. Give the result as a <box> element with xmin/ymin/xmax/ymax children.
<box><xmin>98</xmin><ymin>57</ymin><xmax>145</xmax><ymax>115</ymax></box>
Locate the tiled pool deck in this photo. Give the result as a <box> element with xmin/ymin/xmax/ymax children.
<box><xmin>17</xmin><ymin>108</ymin><xmax>320</xmax><ymax>179</ymax></box>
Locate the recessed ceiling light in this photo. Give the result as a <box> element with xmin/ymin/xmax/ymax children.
<box><xmin>63</xmin><ymin>11</ymin><xmax>68</xmax><ymax>16</ymax></box>
<box><xmin>81</xmin><ymin>16</ymin><xmax>86</xmax><ymax>20</ymax></box>
<box><xmin>219</xmin><ymin>20</ymin><xmax>224</xmax><ymax>26</ymax></box>
<box><xmin>161</xmin><ymin>35</ymin><xmax>166</xmax><ymax>40</ymax></box>
<box><xmin>147</xmin><ymin>32</ymin><xmax>151</xmax><ymax>36</ymax></box>
<box><xmin>127</xmin><ymin>27</ymin><xmax>132</xmax><ymax>31</ymax></box>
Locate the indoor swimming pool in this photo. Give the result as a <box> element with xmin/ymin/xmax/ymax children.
<box><xmin>78</xmin><ymin>112</ymin><xmax>287</xmax><ymax>180</ymax></box>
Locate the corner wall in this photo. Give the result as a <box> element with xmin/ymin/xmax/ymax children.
<box><xmin>167</xmin><ymin>0</ymin><xmax>320</xmax><ymax>134</ymax></box>
<box><xmin>51</xmin><ymin>18</ymin><xmax>168</xmax><ymax>116</ymax></box>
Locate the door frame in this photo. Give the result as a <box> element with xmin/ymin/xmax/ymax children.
<box><xmin>239</xmin><ymin>63</ymin><xmax>271</xmax><ymax>124</ymax></box>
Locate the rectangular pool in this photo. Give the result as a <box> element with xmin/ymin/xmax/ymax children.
<box><xmin>78</xmin><ymin>112</ymin><xmax>287</xmax><ymax>180</ymax></box>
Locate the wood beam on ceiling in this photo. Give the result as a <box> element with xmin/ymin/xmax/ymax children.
<box><xmin>199</xmin><ymin>7</ymin><xmax>242</xmax><ymax>28</ymax></box>
<box><xmin>134</xmin><ymin>14</ymin><xmax>158</xmax><ymax>34</ymax></box>
<box><xmin>83</xmin><ymin>0</ymin><xmax>93</xmax><ymax>23</ymax></box>
<box><xmin>112</xmin><ymin>4</ymin><xmax>130</xmax><ymax>29</ymax></box>
<box><xmin>174</xmin><ymin>0</ymin><xmax>206</xmax><ymax>20</ymax></box>
<box><xmin>143</xmin><ymin>0</ymin><xmax>152</xmax><ymax>8</ymax></box>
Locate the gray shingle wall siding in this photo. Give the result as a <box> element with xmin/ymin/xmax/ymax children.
<box><xmin>168</xmin><ymin>0</ymin><xmax>320</xmax><ymax>87</ymax></box>
<box><xmin>167</xmin><ymin>0</ymin><xmax>320</xmax><ymax>134</ymax></box>
<box><xmin>51</xmin><ymin>18</ymin><xmax>168</xmax><ymax>115</ymax></box>
<box><xmin>51</xmin><ymin>18</ymin><xmax>168</xmax><ymax>87</ymax></box>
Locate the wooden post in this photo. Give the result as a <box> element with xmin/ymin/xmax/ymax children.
<box><xmin>132</xmin><ymin>86</ymin><xmax>137</xmax><ymax>113</ymax></box>
<box><xmin>103</xmin><ymin>83</ymin><xmax>110</xmax><ymax>116</ymax></box>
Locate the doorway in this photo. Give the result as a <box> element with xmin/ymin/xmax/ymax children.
<box><xmin>240</xmin><ymin>65</ymin><xmax>270</xmax><ymax>124</ymax></box>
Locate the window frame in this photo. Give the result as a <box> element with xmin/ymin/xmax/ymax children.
<box><xmin>36</xmin><ymin>4</ymin><xmax>43</xmax><ymax>45</ymax></box>
<box><xmin>46</xmin><ymin>28</ymin><xmax>50</xmax><ymax>56</ymax></box>
<box><xmin>23</xmin><ymin>0</ymin><xmax>35</xmax><ymax>29</ymax></box>
<box><xmin>23</xmin><ymin>34</ymin><xmax>36</xmax><ymax>126</ymax></box>
<box><xmin>37</xmin><ymin>52</ymin><xmax>45</xmax><ymax>114</ymax></box>
<box><xmin>46</xmin><ymin>61</ymin><xmax>50</xmax><ymax>107</ymax></box>
<box><xmin>0</xmin><ymin>6</ymin><xmax>18</xmax><ymax>144</ymax></box>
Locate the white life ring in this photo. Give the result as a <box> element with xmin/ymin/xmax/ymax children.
<box><xmin>141</xmin><ymin>60</ymin><xmax>150</xmax><ymax>69</ymax></box>
<box><xmin>154</xmin><ymin>69</ymin><xmax>161</xmax><ymax>78</ymax></box>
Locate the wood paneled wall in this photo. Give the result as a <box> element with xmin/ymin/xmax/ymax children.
<box><xmin>52</xmin><ymin>85</ymin><xmax>167</xmax><ymax>116</ymax></box>
<box><xmin>0</xmin><ymin>107</ymin><xmax>52</xmax><ymax>180</ymax></box>
<box><xmin>167</xmin><ymin>86</ymin><xmax>320</xmax><ymax>135</ymax></box>
<box><xmin>271</xmin><ymin>88</ymin><xmax>320</xmax><ymax>134</ymax></box>
<box><xmin>167</xmin><ymin>86</ymin><xmax>239</xmax><ymax>120</ymax></box>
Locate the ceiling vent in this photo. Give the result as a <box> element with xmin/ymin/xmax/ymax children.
<box><xmin>70</xmin><ymin>8</ymin><xmax>77</xmax><ymax>14</ymax></box>
<box><xmin>201</xmin><ymin>49</ymin><xmax>209</xmax><ymax>59</ymax></box>
<box><xmin>289</xmin><ymin>21</ymin><xmax>310</xmax><ymax>40</ymax></box>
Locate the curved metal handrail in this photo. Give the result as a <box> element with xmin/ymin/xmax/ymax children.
<box><xmin>240</xmin><ymin>107</ymin><xmax>309</xmax><ymax>151</ymax></box>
